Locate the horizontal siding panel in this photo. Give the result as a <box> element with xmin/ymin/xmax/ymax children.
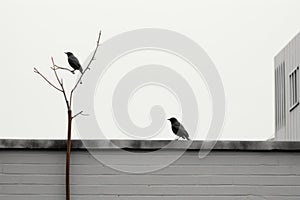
<box><xmin>1</xmin><ymin>174</ymin><xmax>300</xmax><ymax>186</ymax></box>
<box><xmin>2</xmin><ymin>185</ymin><xmax>300</xmax><ymax>195</ymax></box>
<box><xmin>1</xmin><ymin>151</ymin><xmax>300</xmax><ymax>166</ymax></box>
<box><xmin>0</xmin><ymin>154</ymin><xmax>281</xmax><ymax>166</ymax></box>
<box><xmin>1</xmin><ymin>150</ymin><xmax>300</xmax><ymax>198</ymax></box>
<box><xmin>2</xmin><ymin>164</ymin><xmax>300</xmax><ymax>175</ymax></box>
<box><xmin>2</xmin><ymin>195</ymin><xmax>300</xmax><ymax>200</ymax></box>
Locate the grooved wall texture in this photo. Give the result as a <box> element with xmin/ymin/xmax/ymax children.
<box><xmin>1</xmin><ymin>150</ymin><xmax>300</xmax><ymax>199</ymax></box>
<box><xmin>275</xmin><ymin>32</ymin><xmax>300</xmax><ymax>141</ymax></box>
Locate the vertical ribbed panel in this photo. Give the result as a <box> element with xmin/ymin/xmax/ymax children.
<box><xmin>275</xmin><ymin>32</ymin><xmax>300</xmax><ymax>141</ymax></box>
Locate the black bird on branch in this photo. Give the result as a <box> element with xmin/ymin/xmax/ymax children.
<box><xmin>65</xmin><ymin>52</ymin><xmax>83</xmax><ymax>74</ymax></box>
<box><xmin>168</xmin><ymin>117</ymin><xmax>191</xmax><ymax>140</ymax></box>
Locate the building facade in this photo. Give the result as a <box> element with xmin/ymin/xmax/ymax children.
<box><xmin>1</xmin><ymin>140</ymin><xmax>300</xmax><ymax>199</ymax></box>
<box><xmin>275</xmin><ymin>32</ymin><xmax>300</xmax><ymax>141</ymax></box>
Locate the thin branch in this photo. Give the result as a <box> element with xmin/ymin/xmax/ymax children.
<box><xmin>49</xmin><ymin>57</ymin><xmax>75</xmax><ymax>74</ymax></box>
<box><xmin>69</xmin><ymin>30</ymin><xmax>102</xmax><ymax>108</ymax></box>
<box><xmin>34</xmin><ymin>67</ymin><xmax>63</xmax><ymax>92</ymax></box>
<box><xmin>51</xmin><ymin>57</ymin><xmax>70</xmax><ymax>110</ymax></box>
<box><xmin>52</xmin><ymin>58</ymin><xmax>62</xmax><ymax>85</ymax></box>
<box><xmin>72</xmin><ymin>111</ymin><xmax>89</xmax><ymax>119</ymax></box>
<box><xmin>83</xmin><ymin>30</ymin><xmax>102</xmax><ymax>72</ymax></box>
<box><xmin>51</xmin><ymin>66</ymin><xmax>75</xmax><ymax>74</ymax></box>
<box><xmin>60</xmin><ymin>79</ymin><xmax>70</xmax><ymax>110</ymax></box>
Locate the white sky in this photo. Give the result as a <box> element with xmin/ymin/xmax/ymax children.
<box><xmin>0</xmin><ymin>0</ymin><xmax>299</xmax><ymax>140</ymax></box>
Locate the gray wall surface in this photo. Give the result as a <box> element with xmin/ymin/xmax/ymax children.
<box><xmin>1</xmin><ymin>149</ymin><xmax>300</xmax><ymax>200</ymax></box>
<box><xmin>275</xmin><ymin>32</ymin><xmax>300</xmax><ymax>141</ymax></box>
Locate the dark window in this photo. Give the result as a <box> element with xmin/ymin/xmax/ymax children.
<box><xmin>289</xmin><ymin>66</ymin><xmax>299</xmax><ymax>111</ymax></box>
<box><xmin>275</xmin><ymin>62</ymin><xmax>286</xmax><ymax>131</ymax></box>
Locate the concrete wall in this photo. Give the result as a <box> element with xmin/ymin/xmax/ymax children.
<box><xmin>275</xmin><ymin>32</ymin><xmax>300</xmax><ymax>141</ymax></box>
<box><xmin>1</xmin><ymin>149</ymin><xmax>300</xmax><ymax>200</ymax></box>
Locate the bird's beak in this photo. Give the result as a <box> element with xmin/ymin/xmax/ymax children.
<box><xmin>167</xmin><ymin>118</ymin><xmax>171</xmax><ymax>121</ymax></box>
<box><xmin>64</xmin><ymin>52</ymin><xmax>67</xmax><ymax>54</ymax></box>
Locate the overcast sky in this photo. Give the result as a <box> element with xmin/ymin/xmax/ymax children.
<box><xmin>0</xmin><ymin>0</ymin><xmax>300</xmax><ymax>140</ymax></box>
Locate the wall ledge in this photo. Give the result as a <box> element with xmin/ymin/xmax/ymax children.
<box><xmin>0</xmin><ymin>139</ymin><xmax>300</xmax><ymax>151</ymax></box>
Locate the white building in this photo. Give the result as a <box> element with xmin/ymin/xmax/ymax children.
<box><xmin>275</xmin><ymin>32</ymin><xmax>300</xmax><ymax>141</ymax></box>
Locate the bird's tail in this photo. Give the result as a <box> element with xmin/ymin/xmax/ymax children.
<box><xmin>186</xmin><ymin>136</ymin><xmax>191</xmax><ymax>140</ymax></box>
<box><xmin>79</xmin><ymin>68</ymin><xmax>83</xmax><ymax>74</ymax></box>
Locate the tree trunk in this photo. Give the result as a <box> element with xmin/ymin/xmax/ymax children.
<box><xmin>66</xmin><ymin>110</ymin><xmax>72</xmax><ymax>200</ymax></box>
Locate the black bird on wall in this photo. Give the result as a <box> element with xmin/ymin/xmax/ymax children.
<box><xmin>168</xmin><ymin>117</ymin><xmax>191</xmax><ymax>140</ymax></box>
<box><xmin>65</xmin><ymin>52</ymin><xmax>83</xmax><ymax>74</ymax></box>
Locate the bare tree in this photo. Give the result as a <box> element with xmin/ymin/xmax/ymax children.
<box><xmin>34</xmin><ymin>31</ymin><xmax>102</xmax><ymax>200</ymax></box>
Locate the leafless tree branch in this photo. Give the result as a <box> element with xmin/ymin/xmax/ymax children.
<box><xmin>51</xmin><ymin>58</ymin><xmax>62</xmax><ymax>85</ymax></box>
<box><xmin>60</xmin><ymin>79</ymin><xmax>70</xmax><ymax>110</ymax></box>
<box><xmin>51</xmin><ymin>65</ymin><xmax>75</xmax><ymax>74</ymax></box>
<box><xmin>49</xmin><ymin>56</ymin><xmax>75</xmax><ymax>74</ymax></box>
<box><xmin>34</xmin><ymin>67</ymin><xmax>63</xmax><ymax>92</ymax></box>
<box><xmin>69</xmin><ymin>30</ymin><xmax>102</xmax><ymax>108</ymax></box>
<box><xmin>50</xmin><ymin>57</ymin><xmax>70</xmax><ymax>110</ymax></box>
<box><xmin>72</xmin><ymin>111</ymin><xmax>89</xmax><ymax>119</ymax></box>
